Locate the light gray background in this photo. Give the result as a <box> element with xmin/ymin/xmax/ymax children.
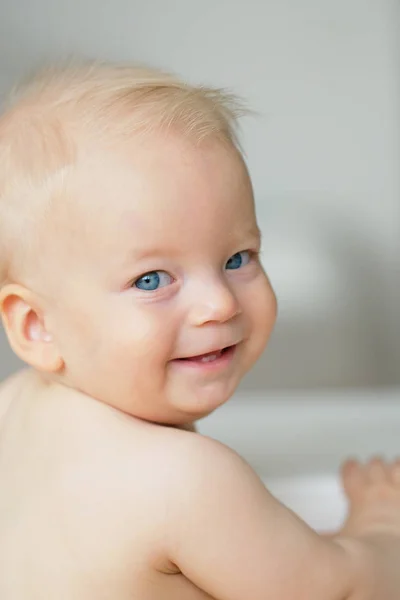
<box><xmin>0</xmin><ymin>0</ymin><xmax>399</xmax><ymax>390</ymax></box>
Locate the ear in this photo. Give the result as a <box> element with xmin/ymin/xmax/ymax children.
<box><xmin>0</xmin><ymin>284</ymin><xmax>64</xmax><ymax>373</ymax></box>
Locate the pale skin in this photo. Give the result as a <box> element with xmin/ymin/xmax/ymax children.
<box><xmin>1</xmin><ymin>132</ymin><xmax>400</xmax><ymax>599</ymax></box>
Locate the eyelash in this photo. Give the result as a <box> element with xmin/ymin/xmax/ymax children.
<box><xmin>130</xmin><ymin>249</ymin><xmax>260</xmax><ymax>291</ymax></box>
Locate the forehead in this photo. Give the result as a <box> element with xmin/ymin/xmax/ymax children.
<box><xmin>69</xmin><ymin>133</ymin><xmax>257</xmax><ymax>254</ymax></box>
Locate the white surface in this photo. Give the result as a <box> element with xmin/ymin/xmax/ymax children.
<box><xmin>200</xmin><ymin>388</ymin><xmax>400</xmax><ymax>530</ymax></box>
<box><xmin>265</xmin><ymin>474</ymin><xmax>346</xmax><ymax>532</ymax></box>
<box><xmin>0</xmin><ymin>0</ymin><xmax>399</xmax><ymax>388</ymax></box>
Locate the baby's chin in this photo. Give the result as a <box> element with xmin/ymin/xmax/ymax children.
<box><xmin>167</xmin><ymin>382</ymin><xmax>239</xmax><ymax>424</ymax></box>
<box><xmin>123</xmin><ymin>389</ymin><xmax>232</xmax><ymax>428</ymax></box>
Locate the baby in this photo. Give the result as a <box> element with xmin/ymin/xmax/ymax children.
<box><xmin>0</xmin><ymin>60</ymin><xmax>400</xmax><ymax>600</ymax></box>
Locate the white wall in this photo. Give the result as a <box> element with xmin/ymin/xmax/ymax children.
<box><xmin>0</xmin><ymin>0</ymin><xmax>399</xmax><ymax>389</ymax></box>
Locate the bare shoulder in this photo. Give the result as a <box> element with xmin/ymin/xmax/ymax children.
<box><xmin>156</xmin><ymin>427</ymin><xmax>260</xmax><ymax>491</ymax></box>
<box><xmin>80</xmin><ymin>425</ymin><xmax>249</xmax><ymax>557</ymax></box>
<box><xmin>81</xmin><ymin>419</ymin><xmax>221</xmax><ymax>500</ymax></box>
<box><xmin>157</xmin><ymin>430</ymin><xmax>270</xmax><ymax>519</ymax></box>
<box><xmin>152</xmin><ymin>431</ymin><xmax>351</xmax><ymax>600</ymax></box>
<box><xmin>112</xmin><ymin>424</ymin><xmax>248</xmax><ymax>498</ymax></box>
<box><xmin>64</xmin><ymin>418</ymin><xmax>239</xmax><ymax>537</ymax></box>
<box><xmin>57</xmin><ymin>405</ymin><xmax>207</xmax><ymax>514</ymax></box>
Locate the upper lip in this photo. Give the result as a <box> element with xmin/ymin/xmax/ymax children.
<box><xmin>174</xmin><ymin>341</ymin><xmax>240</xmax><ymax>360</ymax></box>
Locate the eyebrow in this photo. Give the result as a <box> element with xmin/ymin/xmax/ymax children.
<box><xmin>122</xmin><ymin>246</ymin><xmax>167</xmax><ymax>265</ymax></box>
<box><xmin>122</xmin><ymin>227</ymin><xmax>262</xmax><ymax>265</ymax></box>
<box><xmin>239</xmin><ymin>226</ymin><xmax>262</xmax><ymax>244</ymax></box>
<box><xmin>254</xmin><ymin>227</ymin><xmax>262</xmax><ymax>242</ymax></box>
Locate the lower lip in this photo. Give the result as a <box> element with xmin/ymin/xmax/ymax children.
<box><xmin>171</xmin><ymin>345</ymin><xmax>237</xmax><ymax>373</ymax></box>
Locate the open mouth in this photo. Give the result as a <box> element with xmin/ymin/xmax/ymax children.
<box><xmin>176</xmin><ymin>345</ymin><xmax>235</xmax><ymax>364</ymax></box>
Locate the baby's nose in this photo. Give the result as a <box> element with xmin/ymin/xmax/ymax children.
<box><xmin>188</xmin><ymin>280</ymin><xmax>241</xmax><ymax>326</ymax></box>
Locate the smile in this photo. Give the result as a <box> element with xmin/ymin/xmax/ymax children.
<box><xmin>172</xmin><ymin>345</ymin><xmax>237</xmax><ymax>371</ymax></box>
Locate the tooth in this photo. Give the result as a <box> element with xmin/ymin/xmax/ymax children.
<box><xmin>201</xmin><ymin>353</ymin><xmax>218</xmax><ymax>363</ymax></box>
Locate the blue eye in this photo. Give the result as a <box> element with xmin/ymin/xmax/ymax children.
<box><xmin>225</xmin><ymin>251</ymin><xmax>251</xmax><ymax>270</ymax></box>
<box><xmin>134</xmin><ymin>271</ymin><xmax>173</xmax><ymax>291</ymax></box>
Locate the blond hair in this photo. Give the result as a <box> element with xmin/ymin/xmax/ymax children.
<box><xmin>0</xmin><ymin>59</ymin><xmax>247</xmax><ymax>288</ymax></box>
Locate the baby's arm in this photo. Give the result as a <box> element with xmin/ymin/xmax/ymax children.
<box><xmin>164</xmin><ymin>436</ymin><xmax>364</xmax><ymax>600</ymax></box>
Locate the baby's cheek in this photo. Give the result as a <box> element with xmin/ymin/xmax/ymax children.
<box><xmin>249</xmin><ymin>280</ymin><xmax>277</xmax><ymax>339</ymax></box>
<box><xmin>53</xmin><ymin>305</ymin><xmax>95</xmax><ymax>359</ymax></box>
<box><xmin>111</xmin><ymin>307</ymin><xmax>173</xmax><ymax>361</ymax></box>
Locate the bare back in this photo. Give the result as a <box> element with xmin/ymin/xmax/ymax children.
<box><xmin>0</xmin><ymin>370</ymin><xmax>213</xmax><ymax>600</ymax></box>
<box><xmin>4</xmin><ymin>370</ymin><xmax>400</xmax><ymax>600</ymax></box>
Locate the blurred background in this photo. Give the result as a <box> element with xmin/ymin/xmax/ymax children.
<box><xmin>0</xmin><ymin>0</ymin><xmax>399</xmax><ymax>391</ymax></box>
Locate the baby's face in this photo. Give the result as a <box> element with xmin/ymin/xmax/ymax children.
<box><xmin>45</xmin><ymin>133</ymin><xmax>277</xmax><ymax>424</ymax></box>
